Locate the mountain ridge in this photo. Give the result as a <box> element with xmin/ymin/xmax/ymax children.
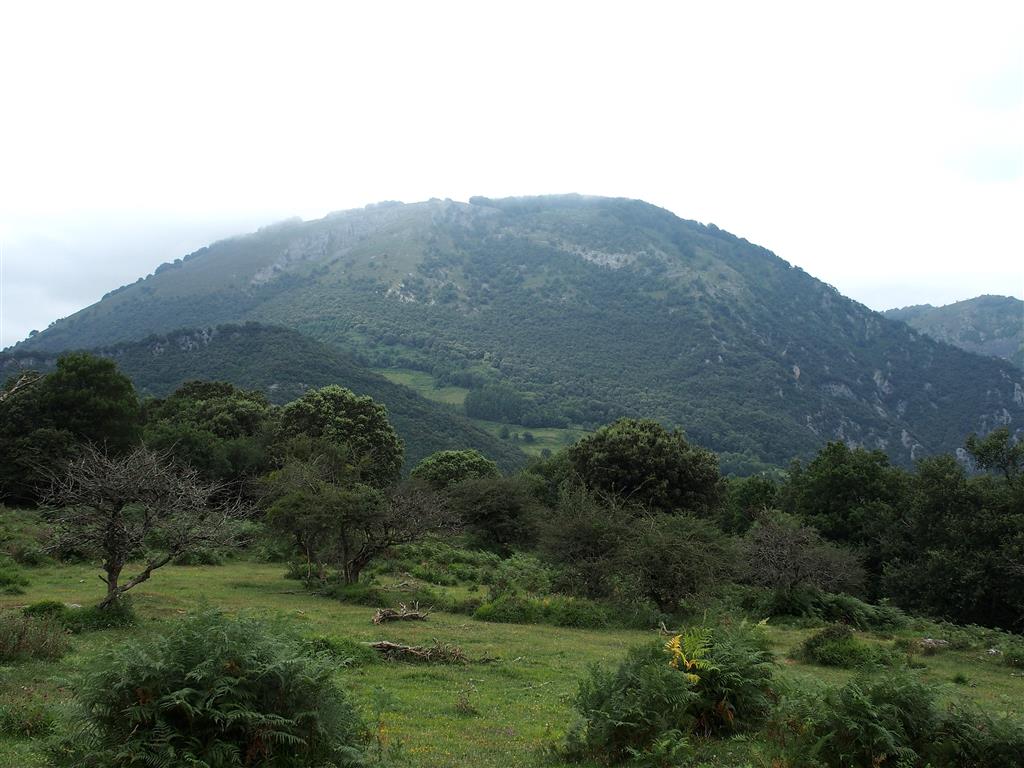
<box><xmin>14</xmin><ymin>195</ymin><xmax>1024</xmax><ymax>470</ymax></box>
<box><xmin>884</xmin><ymin>295</ymin><xmax>1023</xmax><ymax>369</ymax></box>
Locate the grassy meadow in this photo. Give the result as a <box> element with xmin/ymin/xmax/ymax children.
<box><xmin>3</xmin><ymin>557</ymin><xmax>1022</xmax><ymax>768</ymax></box>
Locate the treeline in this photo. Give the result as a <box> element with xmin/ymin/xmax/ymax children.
<box><xmin>3</xmin><ymin>353</ymin><xmax>1022</xmax><ymax>631</ymax></box>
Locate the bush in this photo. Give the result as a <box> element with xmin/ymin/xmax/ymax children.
<box><xmin>814</xmin><ymin>592</ymin><xmax>907</xmax><ymax>631</ymax></box>
<box><xmin>0</xmin><ymin>697</ymin><xmax>56</xmax><ymax>738</ymax></box>
<box><xmin>22</xmin><ymin>598</ymin><xmax>136</xmax><ymax>633</ymax></box>
<box><xmin>797</xmin><ymin>624</ymin><xmax>892</xmax><ymax>668</ymax></box>
<box><xmin>304</xmin><ymin>635</ymin><xmax>378</xmax><ymax>668</ymax></box>
<box><xmin>562</xmin><ymin>623</ymin><xmax>774</xmax><ymax>763</ymax></box>
<box><xmin>0</xmin><ymin>611</ymin><xmax>69</xmax><ymax>662</ymax></box>
<box><xmin>0</xmin><ymin>554</ymin><xmax>29</xmax><ymax>594</ymax></box>
<box><xmin>172</xmin><ymin>547</ymin><xmax>226</xmax><ymax>566</ymax></box>
<box><xmin>474</xmin><ymin>591</ymin><xmax>611</xmax><ymax>629</ymax></box>
<box><xmin>1003</xmin><ymin>637</ymin><xmax>1024</xmax><ymax>669</ymax></box>
<box><xmin>52</xmin><ymin>608</ymin><xmax>365</xmax><ymax>768</ymax></box>
<box><xmin>324</xmin><ymin>580</ymin><xmax>451</xmax><ymax>611</ymax></box>
<box><xmin>768</xmin><ymin>672</ymin><xmax>1024</xmax><ymax>767</ymax></box>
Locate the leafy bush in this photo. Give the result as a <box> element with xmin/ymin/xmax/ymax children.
<box><xmin>24</xmin><ymin>598</ymin><xmax>136</xmax><ymax>633</ymax></box>
<box><xmin>814</xmin><ymin>592</ymin><xmax>907</xmax><ymax>631</ymax></box>
<box><xmin>1003</xmin><ymin>637</ymin><xmax>1024</xmax><ymax>669</ymax></box>
<box><xmin>304</xmin><ymin>635</ymin><xmax>378</xmax><ymax>668</ymax></box>
<box><xmin>52</xmin><ymin>608</ymin><xmax>365</xmax><ymax>768</ymax></box>
<box><xmin>373</xmin><ymin>540</ymin><xmax>502</xmax><ymax>585</ymax></box>
<box><xmin>797</xmin><ymin>624</ymin><xmax>893</xmax><ymax>668</ymax></box>
<box><xmin>768</xmin><ymin>672</ymin><xmax>1024</xmax><ymax>767</ymax></box>
<box><xmin>172</xmin><ymin>547</ymin><xmax>226</xmax><ymax>566</ymax></box>
<box><xmin>0</xmin><ymin>554</ymin><xmax>29</xmax><ymax>594</ymax></box>
<box><xmin>0</xmin><ymin>611</ymin><xmax>69</xmax><ymax>662</ymax></box>
<box><xmin>324</xmin><ymin>580</ymin><xmax>451</xmax><ymax>611</ymax></box>
<box><xmin>562</xmin><ymin>623</ymin><xmax>774</xmax><ymax>763</ymax></box>
<box><xmin>474</xmin><ymin>591</ymin><xmax>611</xmax><ymax>629</ymax></box>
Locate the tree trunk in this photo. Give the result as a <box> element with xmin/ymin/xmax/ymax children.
<box><xmin>98</xmin><ymin>554</ymin><xmax>172</xmax><ymax>608</ymax></box>
<box><xmin>100</xmin><ymin>560</ymin><xmax>123</xmax><ymax>608</ymax></box>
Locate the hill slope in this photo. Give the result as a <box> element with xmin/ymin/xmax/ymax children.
<box><xmin>885</xmin><ymin>296</ymin><xmax>1024</xmax><ymax>369</ymax></box>
<box><xmin>17</xmin><ymin>195</ymin><xmax>1024</xmax><ymax>469</ymax></box>
<box><xmin>1</xmin><ymin>323</ymin><xmax>526</xmax><ymax>472</ymax></box>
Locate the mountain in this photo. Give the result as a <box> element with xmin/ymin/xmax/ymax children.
<box><xmin>884</xmin><ymin>296</ymin><xmax>1024</xmax><ymax>369</ymax></box>
<box><xmin>0</xmin><ymin>323</ymin><xmax>526</xmax><ymax>472</ymax></box>
<box><xmin>15</xmin><ymin>195</ymin><xmax>1024</xmax><ymax>471</ymax></box>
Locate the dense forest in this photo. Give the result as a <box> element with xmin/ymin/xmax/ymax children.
<box><xmin>0</xmin><ymin>324</ymin><xmax>525</xmax><ymax>472</ymax></box>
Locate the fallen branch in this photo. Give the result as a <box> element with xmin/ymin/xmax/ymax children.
<box><xmin>369</xmin><ymin>639</ymin><xmax>468</xmax><ymax>664</ymax></box>
<box><xmin>372</xmin><ymin>602</ymin><xmax>430</xmax><ymax>625</ymax></box>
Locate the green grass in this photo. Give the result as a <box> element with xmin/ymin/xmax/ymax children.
<box><xmin>469</xmin><ymin>420</ymin><xmax>589</xmax><ymax>458</ymax></box>
<box><xmin>373</xmin><ymin>368</ymin><xmax>469</xmax><ymax>406</ymax></box>
<box><xmin>371</xmin><ymin>368</ymin><xmax>590</xmax><ymax>457</ymax></box>
<box><xmin>2</xmin><ymin>561</ymin><xmax>1021</xmax><ymax>767</ymax></box>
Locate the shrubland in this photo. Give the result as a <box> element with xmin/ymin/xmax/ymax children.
<box><xmin>0</xmin><ymin>356</ymin><xmax>1021</xmax><ymax>766</ymax></box>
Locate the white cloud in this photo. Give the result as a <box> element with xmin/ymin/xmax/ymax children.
<box><xmin>1</xmin><ymin>0</ymin><xmax>1022</xmax><ymax>346</ymax></box>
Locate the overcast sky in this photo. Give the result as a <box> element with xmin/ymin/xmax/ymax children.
<box><xmin>1</xmin><ymin>1</ymin><xmax>1021</xmax><ymax>349</ymax></box>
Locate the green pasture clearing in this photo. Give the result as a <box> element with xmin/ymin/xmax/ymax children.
<box><xmin>2</xmin><ymin>560</ymin><xmax>1022</xmax><ymax>767</ymax></box>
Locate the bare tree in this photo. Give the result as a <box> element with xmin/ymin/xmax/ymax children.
<box><xmin>0</xmin><ymin>371</ymin><xmax>42</xmax><ymax>403</ymax></box>
<box><xmin>45</xmin><ymin>444</ymin><xmax>248</xmax><ymax>608</ymax></box>
<box><xmin>743</xmin><ymin>511</ymin><xmax>865</xmax><ymax>596</ymax></box>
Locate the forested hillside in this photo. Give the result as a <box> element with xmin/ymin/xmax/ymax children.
<box><xmin>17</xmin><ymin>196</ymin><xmax>1024</xmax><ymax>470</ymax></box>
<box><xmin>885</xmin><ymin>295</ymin><xmax>1024</xmax><ymax>369</ymax></box>
<box><xmin>0</xmin><ymin>323</ymin><xmax>525</xmax><ymax>471</ymax></box>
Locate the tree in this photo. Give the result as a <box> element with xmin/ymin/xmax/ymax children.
<box><xmin>264</xmin><ymin>441</ymin><xmax>455</xmax><ymax>584</ymax></box>
<box><xmin>567</xmin><ymin>418</ymin><xmax>720</xmax><ymax>513</ymax></box>
<box><xmin>780</xmin><ymin>442</ymin><xmax>907</xmax><ymax>595</ymax></box>
<box><xmin>275</xmin><ymin>385</ymin><xmax>403</xmax><ymax>488</ymax></box>
<box><xmin>33</xmin><ymin>352</ymin><xmax>140</xmax><ymax>451</ymax></box>
<box><xmin>880</xmin><ymin>454</ymin><xmax>1024</xmax><ymax>629</ymax></box>
<box><xmin>446</xmin><ymin>475</ymin><xmax>543</xmax><ymax>553</ymax></box>
<box><xmin>743</xmin><ymin>511</ymin><xmax>865</xmax><ymax>599</ymax></box>
<box><xmin>965</xmin><ymin>427</ymin><xmax>1023</xmax><ymax>485</ymax></box>
<box><xmin>143</xmin><ymin>380</ymin><xmax>272</xmax><ymax>484</ymax></box>
<box><xmin>0</xmin><ymin>354</ymin><xmax>141</xmax><ymax>505</ymax></box>
<box><xmin>45</xmin><ymin>445</ymin><xmax>247</xmax><ymax>608</ymax></box>
<box><xmin>410</xmin><ymin>449</ymin><xmax>500</xmax><ymax>491</ymax></box>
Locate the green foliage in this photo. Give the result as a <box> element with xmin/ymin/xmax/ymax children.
<box><xmin>373</xmin><ymin>540</ymin><xmax>502</xmax><ymax>586</ymax></box>
<box><xmin>880</xmin><ymin>454</ymin><xmax>1024</xmax><ymax>629</ymax></box>
<box><xmin>797</xmin><ymin>624</ymin><xmax>893</xmax><ymax>668</ymax></box>
<box><xmin>0</xmin><ymin>555</ymin><xmax>29</xmax><ymax>594</ymax></box>
<box><xmin>410</xmin><ymin>449</ymin><xmax>499</xmax><ymax>490</ymax></box>
<box><xmin>473</xmin><ymin>592</ymin><xmax>612</xmax><ymax>629</ymax></box>
<box><xmin>0</xmin><ymin>611</ymin><xmax>69</xmax><ymax>662</ymax></box>
<box><xmin>965</xmin><ymin>426</ymin><xmax>1024</xmax><ymax>484</ymax></box>
<box><xmin>303</xmin><ymin>635</ymin><xmax>378</xmax><ymax>668</ymax></box>
<box><xmin>770</xmin><ymin>672</ymin><xmax>1024</xmax><ymax>767</ymax></box>
<box><xmin>0</xmin><ymin>697</ymin><xmax>56</xmax><ymax>738</ymax></box>
<box><xmin>541</xmin><ymin>486</ymin><xmax>734</xmax><ymax>611</ymax></box>
<box><xmin>13</xmin><ymin>196</ymin><xmax>1024</xmax><ymax>474</ymax></box>
<box><xmin>53</xmin><ymin>607</ymin><xmax>365</xmax><ymax>768</ymax></box>
<box><xmin>0</xmin><ymin>353</ymin><xmax>140</xmax><ymax>504</ymax></box>
<box><xmin>22</xmin><ymin>598</ymin><xmax>136</xmax><ymax>633</ymax></box>
<box><xmin>562</xmin><ymin>622</ymin><xmax>774</xmax><ymax>763</ymax></box>
<box><xmin>143</xmin><ymin>380</ymin><xmax>272</xmax><ymax>484</ymax></box>
<box><xmin>567</xmin><ymin>418</ymin><xmax>720</xmax><ymax>514</ymax></box>
<box><xmin>446</xmin><ymin>475</ymin><xmax>544</xmax><ymax>553</ymax></box>
<box><xmin>276</xmin><ymin>384</ymin><xmax>404</xmax><ymax>488</ymax></box>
